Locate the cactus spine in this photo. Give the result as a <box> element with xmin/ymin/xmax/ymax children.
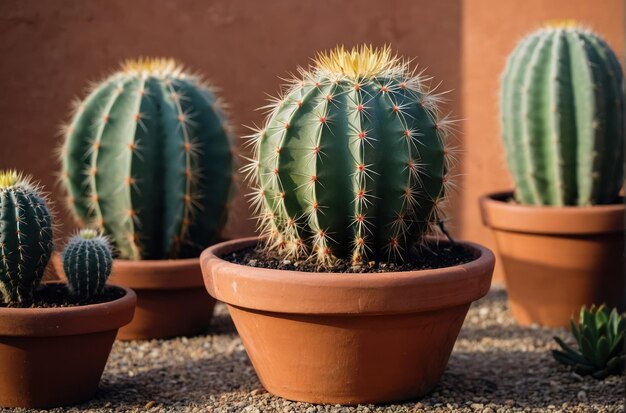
<box><xmin>63</xmin><ymin>229</ymin><xmax>113</xmax><ymax>298</ymax></box>
<box><xmin>245</xmin><ymin>45</ymin><xmax>455</xmax><ymax>265</ymax></box>
<box><xmin>500</xmin><ymin>24</ymin><xmax>625</xmax><ymax>206</ymax></box>
<box><xmin>61</xmin><ymin>58</ymin><xmax>234</xmax><ymax>260</ymax></box>
<box><xmin>0</xmin><ymin>171</ymin><xmax>53</xmax><ymax>306</ymax></box>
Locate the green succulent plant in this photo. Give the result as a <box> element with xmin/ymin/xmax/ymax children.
<box><xmin>500</xmin><ymin>23</ymin><xmax>625</xmax><ymax>206</ymax></box>
<box><xmin>62</xmin><ymin>228</ymin><xmax>113</xmax><ymax>298</ymax></box>
<box><xmin>244</xmin><ymin>45</ymin><xmax>455</xmax><ymax>265</ymax></box>
<box><xmin>60</xmin><ymin>58</ymin><xmax>234</xmax><ymax>260</ymax></box>
<box><xmin>0</xmin><ymin>171</ymin><xmax>54</xmax><ymax>306</ymax></box>
<box><xmin>553</xmin><ymin>304</ymin><xmax>625</xmax><ymax>379</ymax></box>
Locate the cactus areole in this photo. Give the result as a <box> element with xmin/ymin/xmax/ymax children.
<box><xmin>61</xmin><ymin>58</ymin><xmax>234</xmax><ymax>260</ymax></box>
<box><xmin>500</xmin><ymin>24</ymin><xmax>625</xmax><ymax>206</ymax></box>
<box><xmin>245</xmin><ymin>45</ymin><xmax>455</xmax><ymax>265</ymax></box>
<box><xmin>0</xmin><ymin>171</ymin><xmax>54</xmax><ymax>306</ymax></box>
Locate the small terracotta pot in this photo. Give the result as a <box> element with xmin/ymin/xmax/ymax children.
<box><xmin>480</xmin><ymin>191</ymin><xmax>625</xmax><ymax>327</ymax></box>
<box><xmin>201</xmin><ymin>237</ymin><xmax>494</xmax><ymax>405</ymax></box>
<box><xmin>0</xmin><ymin>283</ymin><xmax>136</xmax><ymax>408</ymax></box>
<box><xmin>52</xmin><ymin>255</ymin><xmax>216</xmax><ymax>340</ymax></box>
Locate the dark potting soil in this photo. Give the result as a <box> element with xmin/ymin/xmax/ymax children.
<box><xmin>0</xmin><ymin>284</ymin><xmax>125</xmax><ymax>308</ymax></box>
<box><xmin>223</xmin><ymin>241</ymin><xmax>477</xmax><ymax>273</ymax></box>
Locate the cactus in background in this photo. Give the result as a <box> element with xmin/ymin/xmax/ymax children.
<box><xmin>0</xmin><ymin>171</ymin><xmax>53</xmax><ymax>306</ymax></box>
<box><xmin>61</xmin><ymin>58</ymin><xmax>234</xmax><ymax>260</ymax></box>
<box><xmin>63</xmin><ymin>229</ymin><xmax>113</xmax><ymax>298</ymax></box>
<box><xmin>553</xmin><ymin>305</ymin><xmax>625</xmax><ymax>379</ymax></box>
<box><xmin>244</xmin><ymin>45</ymin><xmax>455</xmax><ymax>265</ymax></box>
<box><xmin>500</xmin><ymin>23</ymin><xmax>625</xmax><ymax>206</ymax></box>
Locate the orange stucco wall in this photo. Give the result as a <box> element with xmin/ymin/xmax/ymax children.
<box><xmin>0</xmin><ymin>1</ymin><xmax>623</xmax><ymax>280</ymax></box>
<box><xmin>0</xmin><ymin>0</ymin><xmax>461</xmax><ymax>241</ymax></box>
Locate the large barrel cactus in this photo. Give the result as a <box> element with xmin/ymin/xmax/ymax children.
<box><xmin>63</xmin><ymin>229</ymin><xmax>113</xmax><ymax>298</ymax></box>
<box><xmin>245</xmin><ymin>45</ymin><xmax>454</xmax><ymax>264</ymax></box>
<box><xmin>61</xmin><ymin>58</ymin><xmax>234</xmax><ymax>260</ymax></box>
<box><xmin>0</xmin><ymin>171</ymin><xmax>54</xmax><ymax>305</ymax></box>
<box><xmin>500</xmin><ymin>24</ymin><xmax>625</xmax><ymax>206</ymax></box>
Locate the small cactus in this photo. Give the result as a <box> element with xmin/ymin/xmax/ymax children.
<box><xmin>62</xmin><ymin>229</ymin><xmax>113</xmax><ymax>298</ymax></box>
<box><xmin>0</xmin><ymin>171</ymin><xmax>54</xmax><ymax>306</ymax></box>
<box><xmin>60</xmin><ymin>58</ymin><xmax>234</xmax><ymax>260</ymax></box>
<box><xmin>500</xmin><ymin>23</ymin><xmax>625</xmax><ymax>206</ymax></box>
<box><xmin>553</xmin><ymin>305</ymin><xmax>625</xmax><ymax>379</ymax></box>
<box><xmin>244</xmin><ymin>45</ymin><xmax>455</xmax><ymax>265</ymax></box>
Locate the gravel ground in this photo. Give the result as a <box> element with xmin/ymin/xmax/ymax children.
<box><xmin>5</xmin><ymin>287</ymin><xmax>624</xmax><ymax>413</ymax></box>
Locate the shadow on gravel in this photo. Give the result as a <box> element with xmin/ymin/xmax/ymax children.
<box><xmin>458</xmin><ymin>324</ymin><xmax>567</xmax><ymax>343</ymax></box>
<box><xmin>425</xmin><ymin>348</ymin><xmax>625</xmax><ymax>409</ymax></box>
<box><xmin>79</xmin><ymin>349</ymin><xmax>260</xmax><ymax>410</ymax></box>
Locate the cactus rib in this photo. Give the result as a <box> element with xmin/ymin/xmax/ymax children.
<box><xmin>0</xmin><ymin>171</ymin><xmax>53</xmax><ymax>306</ymax></box>
<box><xmin>246</xmin><ymin>45</ymin><xmax>454</xmax><ymax>265</ymax></box>
<box><xmin>61</xmin><ymin>58</ymin><xmax>234</xmax><ymax>260</ymax></box>
<box><xmin>501</xmin><ymin>25</ymin><xmax>625</xmax><ymax>206</ymax></box>
<box><xmin>63</xmin><ymin>229</ymin><xmax>113</xmax><ymax>298</ymax></box>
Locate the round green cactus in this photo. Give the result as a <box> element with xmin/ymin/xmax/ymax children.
<box><xmin>245</xmin><ymin>45</ymin><xmax>455</xmax><ymax>265</ymax></box>
<box><xmin>61</xmin><ymin>58</ymin><xmax>234</xmax><ymax>260</ymax></box>
<box><xmin>500</xmin><ymin>23</ymin><xmax>625</xmax><ymax>206</ymax></box>
<box><xmin>0</xmin><ymin>171</ymin><xmax>54</xmax><ymax>306</ymax></box>
<box><xmin>63</xmin><ymin>229</ymin><xmax>113</xmax><ymax>298</ymax></box>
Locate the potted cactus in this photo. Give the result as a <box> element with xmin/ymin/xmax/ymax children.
<box><xmin>480</xmin><ymin>24</ymin><xmax>625</xmax><ymax>327</ymax></box>
<box><xmin>55</xmin><ymin>58</ymin><xmax>234</xmax><ymax>339</ymax></box>
<box><xmin>200</xmin><ymin>46</ymin><xmax>495</xmax><ymax>404</ymax></box>
<box><xmin>0</xmin><ymin>171</ymin><xmax>135</xmax><ymax>408</ymax></box>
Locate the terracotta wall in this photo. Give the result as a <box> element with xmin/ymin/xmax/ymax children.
<box><xmin>460</xmin><ymin>0</ymin><xmax>625</xmax><ymax>282</ymax></box>
<box><xmin>0</xmin><ymin>0</ymin><xmax>623</xmax><ymax>274</ymax></box>
<box><xmin>0</xmin><ymin>0</ymin><xmax>462</xmax><ymax>240</ymax></box>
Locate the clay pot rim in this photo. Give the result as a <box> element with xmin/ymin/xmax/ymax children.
<box><xmin>201</xmin><ymin>237</ymin><xmax>495</xmax><ymax>315</ymax></box>
<box><xmin>0</xmin><ymin>282</ymin><xmax>136</xmax><ymax>337</ymax></box>
<box><xmin>480</xmin><ymin>190</ymin><xmax>625</xmax><ymax>235</ymax></box>
<box><xmin>51</xmin><ymin>253</ymin><xmax>203</xmax><ymax>290</ymax></box>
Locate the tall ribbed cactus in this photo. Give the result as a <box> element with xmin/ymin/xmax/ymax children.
<box><xmin>61</xmin><ymin>58</ymin><xmax>234</xmax><ymax>260</ymax></box>
<box><xmin>500</xmin><ymin>24</ymin><xmax>625</xmax><ymax>206</ymax></box>
<box><xmin>63</xmin><ymin>229</ymin><xmax>113</xmax><ymax>298</ymax></box>
<box><xmin>244</xmin><ymin>45</ymin><xmax>455</xmax><ymax>264</ymax></box>
<box><xmin>0</xmin><ymin>171</ymin><xmax>53</xmax><ymax>306</ymax></box>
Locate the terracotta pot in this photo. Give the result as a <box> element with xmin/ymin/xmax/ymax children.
<box><xmin>480</xmin><ymin>191</ymin><xmax>625</xmax><ymax>327</ymax></box>
<box><xmin>0</xmin><ymin>283</ymin><xmax>136</xmax><ymax>408</ymax></box>
<box><xmin>200</xmin><ymin>237</ymin><xmax>494</xmax><ymax>405</ymax></box>
<box><xmin>52</xmin><ymin>255</ymin><xmax>216</xmax><ymax>340</ymax></box>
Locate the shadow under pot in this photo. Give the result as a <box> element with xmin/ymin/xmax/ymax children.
<box><xmin>52</xmin><ymin>256</ymin><xmax>216</xmax><ymax>340</ymax></box>
<box><xmin>480</xmin><ymin>191</ymin><xmax>625</xmax><ymax>327</ymax></box>
<box><xmin>0</xmin><ymin>283</ymin><xmax>136</xmax><ymax>408</ymax></box>
<box><xmin>200</xmin><ymin>237</ymin><xmax>495</xmax><ymax>405</ymax></box>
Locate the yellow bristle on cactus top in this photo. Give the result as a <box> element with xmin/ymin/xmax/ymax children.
<box><xmin>120</xmin><ymin>57</ymin><xmax>184</xmax><ymax>77</ymax></box>
<box><xmin>543</xmin><ymin>19</ymin><xmax>580</xmax><ymax>29</ymax></box>
<box><xmin>0</xmin><ymin>170</ymin><xmax>21</xmax><ymax>189</ymax></box>
<box><xmin>313</xmin><ymin>45</ymin><xmax>404</xmax><ymax>79</ymax></box>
